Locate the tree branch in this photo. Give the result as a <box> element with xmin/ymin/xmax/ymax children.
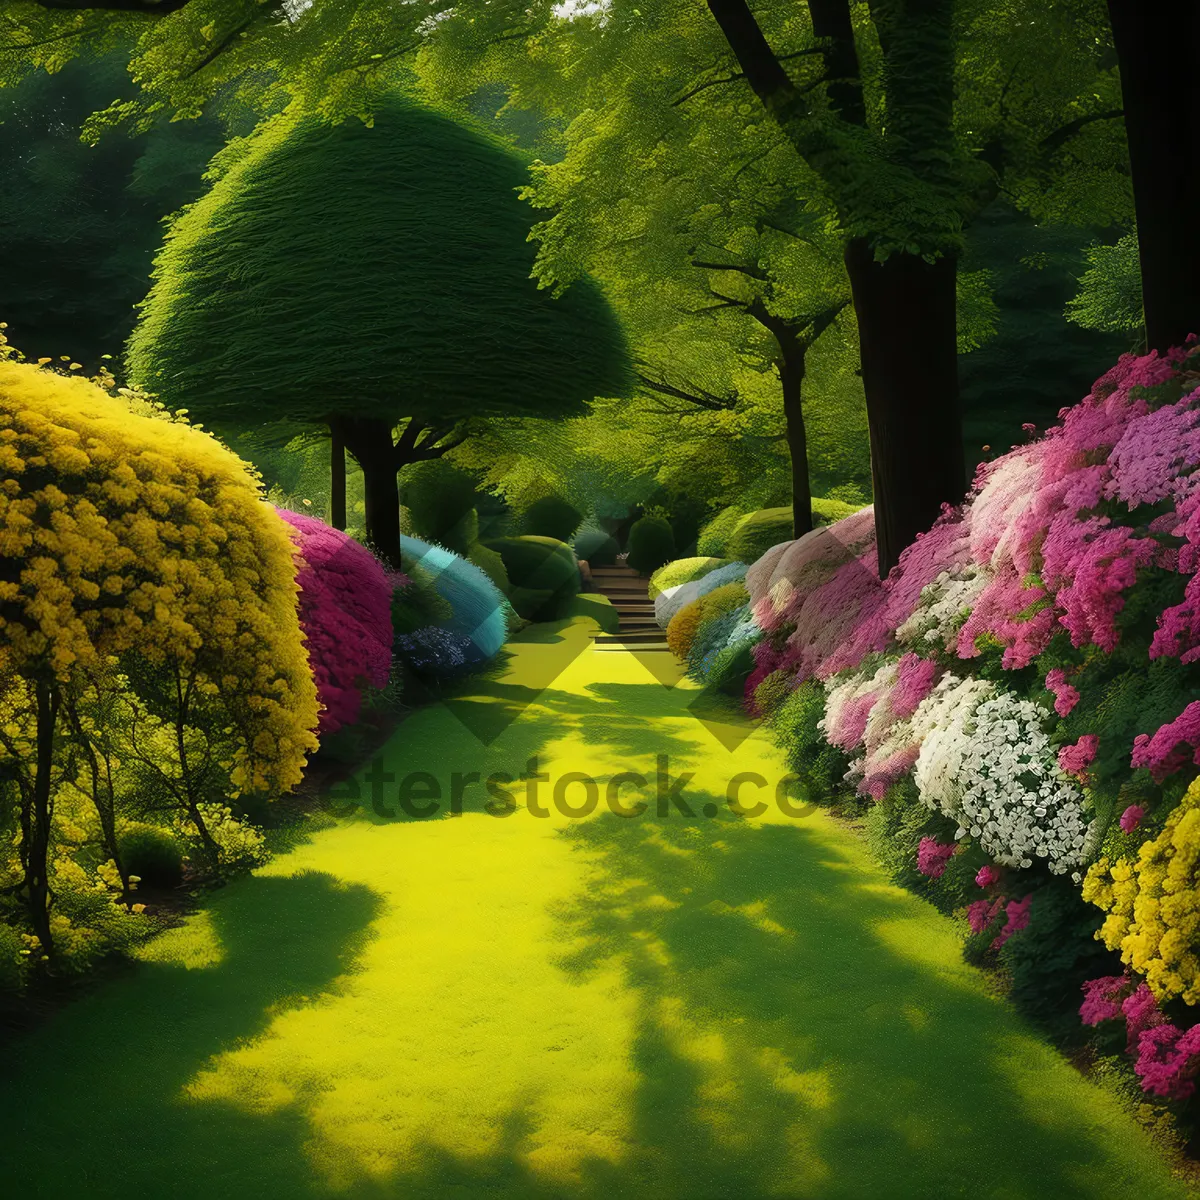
<box><xmin>1039</xmin><ymin>108</ymin><xmax>1124</xmax><ymax>157</ymax></box>
<box><xmin>691</xmin><ymin>258</ymin><xmax>769</xmax><ymax>280</ymax></box>
<box><xmin>636</xmin><ymin>370</ymin><xmax>739</xmax><ymax>412</ymax></box>
<box><xmin>672</xmin><ymin>46</ymin><xmax>822</xmax><ymax>106</ymax></box>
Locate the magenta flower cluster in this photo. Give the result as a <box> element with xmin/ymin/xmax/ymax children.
<box><xmin>917</xmin><ymin>837</ymin><xmax>957</xmax><ymax>878</ymax></box>
<box><xmin>277</xmin><ymin>509</ymin><xmax>399</xmax><ymax>734</ymax></box>
<box><xmin>1079</xmin><ymin>976</ymin><xmax>1200</xmax><ymax>1098</ymax></box>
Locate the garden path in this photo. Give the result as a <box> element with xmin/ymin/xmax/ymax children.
<box><xmin>0</xmin><ymin>617</ymin><xmax>1188</xmax><ymax>1199</ymax></box>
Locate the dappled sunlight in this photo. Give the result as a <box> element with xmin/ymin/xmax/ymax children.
<box><xmin>133</xmin><ymin>909</ymin><xmax>225</xmax><ymax>970</ymax></box>
<box><xmin>183</xmin><ymin>815</ymin><xmax>643</xmax><ymax>1191</ymax></box>
<box><xmin>0</xmin><ymin>629</ymin><xmax>1188</xmax><ymax>1198</ymax></box>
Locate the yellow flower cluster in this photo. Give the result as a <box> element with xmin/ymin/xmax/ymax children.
<box><xmin>1083</xmin><ymin>776</ymin><xmax>1200</xmax><ymax>1004</ymax></box>
<box><xmin>0</xmin><ymin>360</ymin><xmax>319</xmax><ymax>796</ymax></box>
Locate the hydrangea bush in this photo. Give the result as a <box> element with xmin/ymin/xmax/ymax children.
<box><xmin>664</xmin><ymin>339</ymin><xmax>1200</xmax><ymax>1108</ymax></box>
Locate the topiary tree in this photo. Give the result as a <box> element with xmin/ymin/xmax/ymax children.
<box><xmin>127</xmin><ymin>95</ymin><xmax>632</xmax><ymax>566</ymax></box>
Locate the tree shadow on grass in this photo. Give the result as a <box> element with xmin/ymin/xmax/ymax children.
<box><xmin>0</xmin><ymin>871</ymin><xmax>382</xmax><ymax>1199</ymax></box>
<box><xmin>535</xmin><ymin>808</ymin><xmax>1185</xmax><ymax>1200</ymax></box>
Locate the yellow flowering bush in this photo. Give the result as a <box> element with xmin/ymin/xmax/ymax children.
<box><xmin>666</xmin><ymin>598</ymin><xmax>705</xmax><ymax>659</ymax></box>
<box><xmin>1083</xmin><ymin>776</ymin><xmax>1200</xmax><ymax>1004</ymax></box>
<box><xmin>0</xmin><ymin>343</ymin><xmax>319</xmax><ymax>964</ymax></box>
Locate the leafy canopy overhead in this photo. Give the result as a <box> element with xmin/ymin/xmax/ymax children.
<box><xmin>126</xmin><ymin>91</ymin><xmax>632</xmax><ymax>426</ymax></box>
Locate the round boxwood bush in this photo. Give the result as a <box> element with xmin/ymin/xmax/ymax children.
<box><xmin>573</xmin><ymin>524</ymin><xmax>619</xmax><ymax>567</ymax></box>
<box><xmin>626</xmin><ymin>515</ymin><xmax>675</xmax><ymax>575</ymax></box>
<box><xmin>521</xmin><ymin>495</ymin><xmax>583</xmax><ymax>542</ymax></box>
<box><xmin>484</xmin><ymin>535</ymin><xmax>580</xmax><ymax>620</ymax></box>
<box><xmin>119</xmin><ymin>824</ymin><xmax>185</xmax><ymax>889</ymax></box>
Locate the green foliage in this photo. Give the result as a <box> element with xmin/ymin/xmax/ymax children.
<box><xmin>811</xmin><ymin>496</ymin><xmax>864</xmax><ymax>527</ymax></box>
<box><xmin>573</xmin><ymin>524</ymin><xmax>619</xmax><ymax>567</ymax></box>
<box><xmin>466</xmin><ymin>541</ymin><xmax>511</xmax><ymax>596</ymax></box>
<box><xmin>765</xmin><ymin>681</ymin><xmax>851</xmax><ymax>810</ymax></box>
<box><xmin>959</xmin><ymin>203</ymin><xmax>1128</xmax><ymax>472</ymax></box>
<box><xmin>0</xmin><ymin>922</ymin><xmax>25</xmax><ymax>994</ymax></box>
<box><xmin>648</xmin><ymin>556</ymin><xmax>730</xmax><ymax>599</ymax></box>
<box><xmin>118</xmin><ymin>823</ymin><xmax>184</xmax><ymax>890</ymax></box>
<box><xmin>391</xmin><ymin>563</ymin><xmax>454</xmax><ymax>635</ymax></box>
<box><xmin>401</xmin><ymin>460</ymin><xmax>479</xmax><ymax>555</ymax></box>
<box><xmin>727</xmin><ymin>508</ymin><xmax>794</xmax><ymax>563</ymax></box>
<box><xmin>626</xmin><ymin>515</ymin><xmax>675</xmax><ymax>576</ymax></box>
<box><xmin>484</xmin><ymin>536</ymin><xmax>580</xmax><ymax>621</ymax></box>
<box><xmin>999</xmin><ymin>878</ymin><xmax>1123</xmax><ymax>1042</ymax></box>
<box><xmin>1066</xmin><ymin>232</ymin><xmax>1145</xmax><ymax>340</ymax></box>
<box><xmin>0</xmin><ymin>52</ymin><xmax>224</xmax><ymax>369</ymax></box>
<box><xmin>128</xmin><ymin>93</ymin><xmax>632</xmax><ymax>438</ymax></box>
<box><xmin>520</xmin><ymin>495</ymin><xmax>583</xmax><ymax>542</ymax></box>
<box><xmin>697</xmin><ymin>506</ymin><xmax>746</xmax><ymax>558</ymax></box>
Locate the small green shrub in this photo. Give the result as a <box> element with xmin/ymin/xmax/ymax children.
<box><xmin>626</xmin><ymin>515</ymin><xmax>675</xmax><ymax>575</ymax></box>
<box><xmin>766</xmin><ymin>681</ymin><xmax>852</xmax><ymax>809</ymax></box>
<box><xmin>119</xmin><ymin>823</ymin><xmax>185</xmax><ymax>889</ymax></box>
<box><xmin>727</xmin><ymin>508</ymin><xmax>794</xmax><ymax>562</ymax></box>
<box><xmin>697</xmin><ymin>505</ymin><xmax>745</xmax><ymax>557</ymax></box>
<box><xmin>467</xmin><ymin>540</ymin><xmax>511</xmax><ymax>594</ymax></box>
<box><xmin>648</xmin><ymin>556</ymin><xmax>730</xmax><ymax>599</ymax></box>
<box><xmin>521</xmin><ymin>495</ymin><xmax>583</xmax><ymax>542</ymax></box>
<box><xmin>401</xmin><ymin>460</ymin><xmax>479</xmax><ymax>554</ymax></box>
<box><xmin>484</xmin><ymin>536</ymin><xmax>580</xmax><ymax>620</ymax></box>
<box><xmin>999</xmin><ymin>879</ymin><xmax>1124</xmax><ymax>1042</ymax></box>
<box><xmin>573</xmin><ymin>524</ymin><xmax>619</xmax><ymax>567</ymax></box>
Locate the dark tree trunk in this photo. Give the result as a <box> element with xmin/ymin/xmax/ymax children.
<box><xmin>845</xmin><ymin>239</ymin><xmax>965</xmax><ymax>576</ymax></box>
<box><xmin>341</xmin><ymin>416</ymin><xmax>402</xmax><ymax>567</ymax></box>
<box><xmin>1107</xmin><ymin>0</ymin><xmax>1200</xmax><ymax>354</ymax></box>
<box><xmin>777</xmin><ymin>343</ymin><xmax>813</xmax><ymax>540</ymax></box>
<box><xmin>25</xmin><ymin>679</ymin><xmax>57</xmax><ymax>958</ymax></box>
<box><xmin>328</xmin><ymin>419</ymin><xmax>347</xmax><ymax>532</ymax></box>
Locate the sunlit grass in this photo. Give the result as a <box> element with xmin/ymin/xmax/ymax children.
<box><xmin>0</xmin><ymin>618</ymin><xmax>1189</xmax><ymax>1198</ymax></box>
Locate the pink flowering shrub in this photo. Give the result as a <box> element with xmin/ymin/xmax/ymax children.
<box><xmin>690</xmin><ymin>342</ymin><xmax>1200</xmax><ymax>1112</ymax></box>
<box><xmin>277</xmin><ymin>510</ymin><xmax>398</xmax><ymax>735</ymax></box>
<box><xmin>917</xmin><ymin>837</ymin><xmax>957</xmax><ymax>878</ymax></box>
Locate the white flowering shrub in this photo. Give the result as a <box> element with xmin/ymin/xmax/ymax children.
<box><xmin>914</xmin><ymin>687</ymin><xmax>1095</xmax><ymax>878</ymax></box>
<box><xmin>896</xmin><ymin>565</ymin><xmax>990</xmax><ymax>653</ymax></box>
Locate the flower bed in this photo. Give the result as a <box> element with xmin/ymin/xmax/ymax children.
<box><xmin>669</xmin><ymin>340</ymin><xmax>1200</xmax><ymax>1111</ymax></box>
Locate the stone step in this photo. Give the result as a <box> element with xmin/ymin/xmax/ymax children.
<box><xmin>594</xmin><ymin>633</ymin><xmax>671</xmax><ymax>646</ymax></box>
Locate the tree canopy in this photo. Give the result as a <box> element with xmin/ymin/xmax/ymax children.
<box><xmin>127</xmin><ymin>92</ymin><xmax>630</xmax><ymax>429</ymax></box>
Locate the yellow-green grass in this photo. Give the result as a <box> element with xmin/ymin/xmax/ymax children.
<box><xmin>0</xmin><ymin>617</ymin><xmax>1188</xmax><ymax>1199</ymax></box>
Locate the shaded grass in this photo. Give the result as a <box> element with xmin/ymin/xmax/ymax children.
<box><xmin>0</xmin><ymin>619</ymin><xmax>1189</xmax><ymax>1198</ymax></box>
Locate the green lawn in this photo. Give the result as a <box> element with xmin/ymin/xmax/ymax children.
<box><xmin>0</xmin><ymin>618</ymin><xmax>1189</xmax><ymax>1199</ymax></box>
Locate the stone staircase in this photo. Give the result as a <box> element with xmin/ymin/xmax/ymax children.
<box><xmin>587</xmin><ymin>563</ymin><xmax>669</xmax><ymax>648</ymax></box>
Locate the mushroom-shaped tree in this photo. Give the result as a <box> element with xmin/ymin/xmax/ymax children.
<box><xmin>127</xmin><ymin>95</ymin><xmax>631</xmax><ymax>565</ymax></box>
